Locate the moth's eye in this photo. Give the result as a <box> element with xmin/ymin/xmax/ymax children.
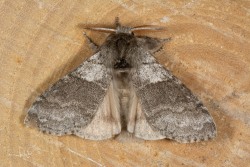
<box><xmin>131</xmin><ymin>32</ymin><xmax>134</xmax><ymax>36</ymax></box>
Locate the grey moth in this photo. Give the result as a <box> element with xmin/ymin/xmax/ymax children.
<box><xmin>25</xmin><ymin>18</ymin><xmax>216</xmax><ymax>143</ymax></box>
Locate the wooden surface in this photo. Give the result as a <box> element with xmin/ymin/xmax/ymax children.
<box><xmin>1</xmin><ymin>0</ymin><xmax>250</xmax><ymax>166</ymax></box>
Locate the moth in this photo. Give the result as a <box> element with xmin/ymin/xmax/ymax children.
<box><xmin>25</xmin><ymin>18</ymin><xmax>216</xmax><ymax>143</ymax></box>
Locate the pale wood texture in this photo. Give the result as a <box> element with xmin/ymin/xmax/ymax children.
<box><xmin>1</xmin><ymin>0</ymin><xmax>250</xmax><ymax>166</ymax></box>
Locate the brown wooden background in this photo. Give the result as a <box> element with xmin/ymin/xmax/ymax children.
<box><xmin>0</xmin><ymin>0</ymin><xmax>250</xmax><ymax>166</ymax></box>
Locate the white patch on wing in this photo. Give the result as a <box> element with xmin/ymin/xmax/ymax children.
<box><xmin>72</xmin><ymin>52</ymin><xmax>108</xmax><ymax>82</ymax></box>
<box><xmin>137</xmin><ymin>63</ymin><xmax>172</xmax><ymax>83</ymax></box>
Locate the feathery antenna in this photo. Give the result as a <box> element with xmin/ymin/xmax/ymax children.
<box><xmin>83</xmin><ymin>17</ymin><xmax>166</xmax><ymax>34</ymax></box>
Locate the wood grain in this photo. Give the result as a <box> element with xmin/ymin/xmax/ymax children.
<box><xmin>0</xmin><ymin>0</ymin><xmax>249</xmax><ymax>166</ymax></box>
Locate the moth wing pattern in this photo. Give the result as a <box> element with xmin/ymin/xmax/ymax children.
<box><xmin>131</xmin><ymin>51</ymin><xmax>216</xmax><ymax>143</ymax></box>
<box><xmin>25</xmin><ymin>52</ymin><xmax>121</xmax><ymax>140</ymax></box>
<box><xmin>25</xmin><ymin>18</ymin><xmax>217</xmax><ymax>143</ymax></box>
<box><xmin>129</xmin><ymin>91</ymin><xmax>166</xmax><ymax>140</ymax></box>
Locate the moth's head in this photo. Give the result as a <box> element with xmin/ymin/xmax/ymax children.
<box><xmin>85</xmin><ymin>17</ymin><xmax>164</xmax><ymax>35</ymax></box>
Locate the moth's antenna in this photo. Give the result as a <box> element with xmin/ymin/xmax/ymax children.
<box><xmin>132</xmin><ymin>26</ymin><xmax>165</xmax><ymax>32</ymax></box>
<box><xmin>84</xmin><ymin>18</ymin><xmax>165</xmax><ymax>34</ymax></box>
<box><xmin>84</xmin><ymin>27</ymin><xmax>116</xmax><ymax>33</ymax></box>
<box><xmin>85</xmin><ymin>17</ymin><xmax>121</xmax><ymax>33</ymax></box>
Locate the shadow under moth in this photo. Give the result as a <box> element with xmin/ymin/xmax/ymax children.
<box><xmin>25</xmin><ymin>18</ymin><xmax>216</xmax><ymax>143</ymax></box>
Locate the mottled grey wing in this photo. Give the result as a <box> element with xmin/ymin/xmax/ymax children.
<box><xmin>25</xmin><ymin>52</ymin><xmax>118</xmax><ymax>139</ymax></box>
<box><xmin>131</xmin><ymin>53</ymin><xmax>216</xmax><ymax>143</ymax></box>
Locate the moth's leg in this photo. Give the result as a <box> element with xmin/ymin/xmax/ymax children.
<box><xmin>162</xmin><ymin>37</ymin><xmax>172</xmax><ymax>42</ymax></box>
<box><xmin>83</xmin><ymin>32</ymin><xmax>99</xmax><ymax>51</ymax></box>
<box><xmin>138</xmin><ymin>36</ymin><xmax>172</xmax><ymax>53</ymax></box>
<box><xmin>152</xmin><ymin>37</ymin><xmax>172</xmax><ymax>53</ymax></box>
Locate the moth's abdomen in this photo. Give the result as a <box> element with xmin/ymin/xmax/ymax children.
<box><xmin>112</xmin><ymin>69</ymin><xmax>132</xmax><ymax>129</ymax></box>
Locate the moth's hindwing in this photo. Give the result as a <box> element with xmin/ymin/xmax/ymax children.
<box><xmin>131</xmin><ymin>53</ymin><xmax>216</xmax><ymax>143</ymax></box>
<box><xmin>25</xmin><ymin>52</ymin><xmax>121</xmax><ymax>140</ymax></box>
<box><xmin>128</xmin><ymin>89</ymin><xmax>166</xmax><ymax>140</ymax></box>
